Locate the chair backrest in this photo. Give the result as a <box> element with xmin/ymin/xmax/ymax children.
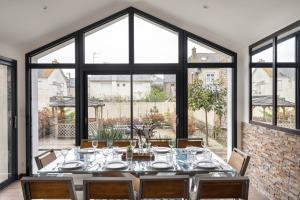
<box><xmin>80</xmin><ymin>139</ymin><xmax>107</xmax><ymax>148</ymax></box>
<box><xmin>146</xmin><ymin>139</ymin><xmax>170</xmax><ymax>147</ymax></box>
<box><xmin>83</xmin><ymin>177</ymin><xmax>134</xmax><ymax>200</ymax></box>
<box><xmin>21</xmin><ymin>177</ymin><xmax>77</xmax><ymax>200</ymax></box>
<box><xmin>34</xmin><ymin>149</ymin><xmax>56</xmax><ymax>170</ymax></box>
<box><xmin>228</xmin><ymin>148</ymin><xmax>251</xmax><ymax>176</ymax></box>
<box><xmin>177</xmin><ymin>138</ymin><xmax>203</xmax><ymax>148</ymax></box>
<box><xmin>113</xmin><ymin>139</ymin><xmax>137</xmax><ymax>147</ymax></box>
<box><xmin>196</xmin><ymin>176</ymin><xmax>249</xmax><ymax>200</ymax></box>
<box><xmin>139</xmin><ymin>175</ymin><xmax>189</xmax><ymax>199</ymax></box>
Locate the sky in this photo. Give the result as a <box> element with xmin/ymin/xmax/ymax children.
<box><xmin>33</xmin><ymin>14</ymin><xmax>223</xmax><ymax>66</ymax></box>
<box><xmin>34</xmin><ymin>15</ymin><xmax>296</xmax><ymax>66</ymax></box>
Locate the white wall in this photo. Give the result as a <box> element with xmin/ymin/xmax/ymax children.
<box><xmin>236</xmin><ymin>46</ymin><xmax>249</xmax><ymax>148</ymax></box>
<box><xmin>0</xmin><ymin>42</ymin><xmax>26</xmax><ymax>175</ymax></box>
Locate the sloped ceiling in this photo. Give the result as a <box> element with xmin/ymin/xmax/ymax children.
<box><xmin>0</xmin><ymin>0</ymin><xmax>299</xmax><ymax>53</ymax></box>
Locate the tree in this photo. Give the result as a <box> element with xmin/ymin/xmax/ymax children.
<box><xmin>211</xmin><ymin>80</ymin><xmax>227</xmax><ymax>138</ymax></box>
<box><xmin>146</xmin><ymin>85</ymin><xmax>167</xmax><ymax>102</ymax></box>
<box><xmin>188</xmin><ymin>80</ymin><xmax>214</xmax><ymax>146</ymax></box>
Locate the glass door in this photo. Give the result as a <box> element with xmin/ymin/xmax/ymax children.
<box><xmin>85</xmin><ymin>73</ymin><xmax>177</xmax><ymax>140</ymax></box>
<box><xmin>133</xmin><ymin>74</ymin><xmax>177</xmax><ymax>140</ymax></box>
<box><xmin>0</xmin><ymin>59</ymin><xmax>17</xmax><ymax>189</ymax></box>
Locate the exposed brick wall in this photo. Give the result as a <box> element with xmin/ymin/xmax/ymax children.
<box><xmin>241</xmin><ymin>122</ymin><xmax>300</xmax><ymax>200</ymax></box>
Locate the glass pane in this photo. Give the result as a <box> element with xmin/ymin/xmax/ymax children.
<box><xmin>87</xmin><ymin>75</ymin><xmax>131</xmax><ymax>139</ymax></box>
<box><xmin>0</xmin><ymin>65</ymin><xmax>13</xmax><ymax>182</ymax></box>
<box><xmin>133</xmin><ymin>74</ymin><xmax>176</xmax><ymax>140</ymax></box>
<box><xmin>85</xmin><ymin>15</ymin><xmax>129</xmax><ymax>64</ymax></box>
<box><xmin>252</xmin><ymin>40</ymin><xmax>273</xmax><ymax>63</ymax></box>
<box><xmin>187</xmin><ymin>38</ymin><xmax>232</xmax><ymax>63</ymax></box>
<box><xmin>277</xmin><ymin>68</ymin><xmax>296</xmax><ymax>129</ymax></box>
<box><xmin>31</xmin><ymin>39</ymin><xmax>75</xmax><ymax>64</ymax></box>
<box><xmin>31</xmin><ymin>69</ymin><xmax>76</xmax><ymax>173</ymax></box>
<box><xmin>251</xmin><ymin>68</ymin><xmax>273</xmax><ymax>123</ymax></box>
<box><xmin>277</xmin><ymin>37</ymin><xmax>296</xmax><ymax>62</ymax></box>
<box><xmin>188</xmin><ymin>68</ymin><xmax>232</xmax><ymax>160</ymax></box>
<box><xmin>134</xmin><ymin>15</ymin><xmax>178</xmax><ymax>63</ymax></box>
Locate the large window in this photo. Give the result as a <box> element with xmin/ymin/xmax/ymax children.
<box><xmin>188</xmin><ymin>68</ymin><xmax>233</xmax><ymax>160</ymax></box>
<box><xmin>134</xmin><ymin>15</ymin><xmax>178</xmax><ymax>63</ymax></box>
<box><xmin>84</xmin><ymin>15</ymin><xmax>129</xmax><ymax>64</ymax></box>
<box><xmin>31</xmin><ymin>68</ymin><xmax>76</xmax><ymax>172</ymax></box>
<box><xmin>31</xmin><ymin>39</ymin><xmax>75</xmax><ymax>64</ymax></box>
<box><xmin>249</xmin><ymin>22</ymin><xmax>300</xmax><ymax>133</ymax></box>
<box><xmin>27</xmin><ymin>7</ymin><xmax>237</xmax><ymax>173</ymax></box>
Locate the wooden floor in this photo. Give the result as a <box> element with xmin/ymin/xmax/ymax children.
<box><xmin>0</xmin><ymin>180</ymin><xmax>268</xmax><ymax>200</ymax></box>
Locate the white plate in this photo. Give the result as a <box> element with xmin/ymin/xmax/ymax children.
<box><xmin>115</xmin><ymin>147</ymin><xmax>127</xmax><ymax>153</ymax></box>
<box><xmin>105</xmin><ymin>161</ymin><xmax>128</xmax><ymax>170</ymax></box>
<box><xmin>153</xmin><ymin>147</ymin><xmax>171</xmax><ymax>153</ymax></box>
<box><xmin>60</xmin><ymin>161</ymin><xmax>84</xmax><ymax>170</ymax></box>
<box><xmin>78</xmin><ymin>148</ymin><xmax>96</xmax><ymax>154</ymax></box>
<box><xmin>186</xmin><ymin>147</ymin><xmax>204</xmax><ymax>153</ymax></box>
<box><xmin>195</xmin><ymin>161</ymin><xmax>218</xmax><ymax>169</ymax></box>
<box><xmin>150</xmin><ymin>161</ymin><xmax>172</xmax><ymax>169</ymax></box>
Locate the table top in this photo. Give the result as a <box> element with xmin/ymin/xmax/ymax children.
<box><xmin>38</xmin><ymin>147</ymin><xmax>236</xmax><ymax>175</ymax></box>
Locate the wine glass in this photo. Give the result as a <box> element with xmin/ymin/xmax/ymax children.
<box><xmin>102</xmin><ymin>148</ymin><xmax>109</xmax><ymax>164</ymax></box>
<box><xmin>130</xmin><ymin>140</ymin><xmax>136</xmax><ymax>149</ymax></box>
<box><xmin>61</xmin><ymin>148</ymin><xmax>69</xmax><ymax>164</ymax></box>
<box><xmin>92</xmin><ymin>140</ymin><xmax>98</xmax><ymax>160</ymax></box>
<box><xmin>168</xmin><ymin>139</ymin><xmax>175</xmax><ymax>151</ymax></box>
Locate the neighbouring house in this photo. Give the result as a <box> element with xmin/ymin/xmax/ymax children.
<box><xmin>36</xmin><ymin>68</ymin><xmax>68</xmax><ymax>110</ymax></box>
<box><xmin>252</xmin><ymin>68</ymin><xmax>295</xmax><ymax>103</ymax></box>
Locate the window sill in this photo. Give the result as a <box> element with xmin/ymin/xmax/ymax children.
<box><xmin>249</xmin><ymin>120</ymin><xmax>300</xmax><ymax>136</ymax></box>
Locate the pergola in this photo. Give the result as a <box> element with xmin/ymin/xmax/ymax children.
<box><xmin>49</xmin><ymin>96</ymin><xmax>105</xmax><ymax>122</ymax></box>
<box><xmin>252</xmin><ymin>95</ymin><xmax>295</xmax><ymax>120</ymax></box>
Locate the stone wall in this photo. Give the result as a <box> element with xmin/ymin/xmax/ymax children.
<box><xmin>241</xmin><ymin>122</ymin><xmax>300</xmax><ymax>200</ymax></box>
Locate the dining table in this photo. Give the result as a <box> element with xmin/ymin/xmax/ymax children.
<box><xmin>37</xmin><ymin>147</ymin><xmax>237</xmax><ymax>177</ymax></box>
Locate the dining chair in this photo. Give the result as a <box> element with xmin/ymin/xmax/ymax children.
<box><xmin>83</xmin><ymin>177</ymin><xmax>135</xmax><ymax>200</ymax></box>
<box><xmin>21</xmin><ymin>177</ymin><xmax>78</xmax><ymax>200</ymax></box>
<box><xmin>194</xmin><ymin>176</ymin><xmax>249</xmax><ymax>199</ymax></box>
<box><xmin>113</xmin><ymin>139</ymin><xmax>138</xmax><ymax>147</ymax></box>
<box><xmin>34</xmin><ymin>149</ymin><xmax>56</xmax><ymax>170</ymax></box>
<box><xmin>139</xmin><ymin>175</ymin><xmax>189</xmax><ymax>199</ymax></box>
<box><xmin>228</xmin><ymin>148</ymin><xmax>251</xmax><ymax>176</ymax></box>
<box><xmin>177</xmin><ymin>138</ymin><xmax>204</xmax><ymax>148</ymax></box>
<box><xmin>80</xmin><ymin>139</ymin><xmax>107</xmax><ymax>148</ymax></box>
<box><xmin>146</xmin><ymin>139</ymin><xmax>171</xmax><ymax>147</ymax></box>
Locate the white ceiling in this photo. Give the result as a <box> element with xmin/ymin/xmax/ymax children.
<box><xmin>0</xmin><ymin>0</ymin><xmax>299</xmax><ymax>53</ymax></box>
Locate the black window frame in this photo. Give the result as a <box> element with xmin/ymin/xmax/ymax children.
<box><xmin>249</xmin><ymin>20</ymin><xmax>300</xmax><ymax>135</ymax></box>
<box><xmin>25</xmin><ymin>7</ymin><xmax>237</xmax><ymax>175</ymax></box>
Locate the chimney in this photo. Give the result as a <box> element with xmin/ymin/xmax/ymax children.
<box><xmin>192</xmin><ymin>47</ymin><xmax>197</xmax><ymax>57</ymax></box>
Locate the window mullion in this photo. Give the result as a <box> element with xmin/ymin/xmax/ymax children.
<box><xmin>296</xmin><ymin>34</ymin><xmax>300</xmax><ymax>129</ymax></box>
<box><xmin>272</xmin><ymin>37</ymin><xmax>278</xmax><ymax>126</ymax></box>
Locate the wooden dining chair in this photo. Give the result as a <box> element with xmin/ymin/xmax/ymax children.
<box><xmin>113</xmin><ymin>139</ymin><xmax>137</xmax><ymax>147</ymax></box>
<box><xmin>139</xmin><ymin>175</ymin><xmax>189</xmax><ymax>199</ymax></box>
<box><xmin>80</xmin><ymin>139</ymin><xmax>107</xmax><ymax>148</ymax></box>
<box><xmin>83</xmin><ymin>177</ymin><xmax>135</xmax><ymax>200</ymax></box>
<box><xmin>194</xmin><ymin>176</ymin><xmax>249</xmax><ymax>199</ymax></box>
<box><xmin>34</xmin><ymin>149</ymin><xmax>56</xmax><ymax>170</ymax></box>
<box><xmin>21</xmin><ymin>177</ymin><xmax>78</xmax><ymax>200</ymax></box>
<box><xmin>177</xmin><ymin>138</ymin><xmax>203</xmax><ymax>148</ymax></box>
<box><xmin>228</xmin><ymin>148</ymin><xmax>251</xmax><ymax>176</ymax></box>
<box><xmin>146</xmin><ymin>139</ymin><xmax>171</xmax><ymax>147</ymax></box>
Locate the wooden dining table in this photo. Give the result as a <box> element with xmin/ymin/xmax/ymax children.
<box><xmin>38</xmin><ymin>147</ymin><xmax>237</xmax><ymax>176</ymax></box>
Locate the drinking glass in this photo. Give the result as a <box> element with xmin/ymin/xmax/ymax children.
<box><xmin>130</xmin><ymin>140</ymin><xmax>136</xmax><ymax>149</ymax></box>
<box><xmin>168</xmin><ymin>140</ymin><xmax>175</xmax><ymax>152</ymax></box>
<box><xmin>92</xmin><ymin>140</ymin><xmax>98</xmax><ymax>150</ymax></box>
<box><xmin>102</xmin><ymin>148</ymin><xmax>109</xmax><ymax>164</ymax></box>
<box><xmin>107</xmin><ymin>139</ymin><xmax>113</xmax><ymax>148</ymax></box>
<box><xmin>146</xmin><ymin>142</ymin><xmax>151</xmax><ymax>153</ymax></box>
<box><xmin>61</xmin><ymin>148</ymin><xmax>69</xmax><ymax>164</ymax></box>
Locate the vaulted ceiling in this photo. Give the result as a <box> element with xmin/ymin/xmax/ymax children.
<box><xmin>0</xmin><ymin>0</ymin><xmax>299</xmax><ymax>53</ymax></box>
